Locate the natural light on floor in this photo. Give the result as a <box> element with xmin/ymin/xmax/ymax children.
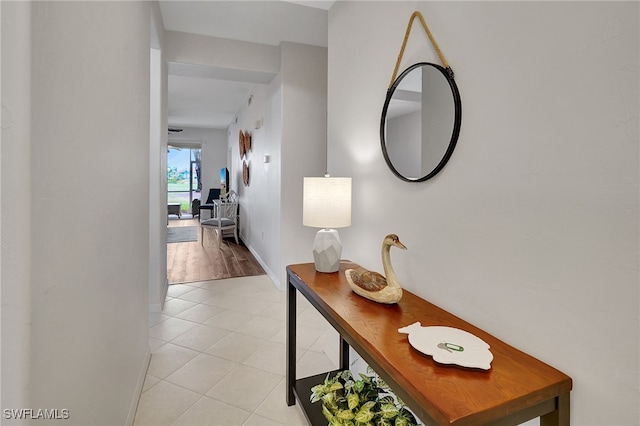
<box><xmin>134</xmin><ymin>275</ymin><xmax>336</xmax><ymax>425</ymax></box>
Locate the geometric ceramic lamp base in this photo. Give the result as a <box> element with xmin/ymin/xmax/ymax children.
<box><xmin>312</xmin><ymin>229</ymin><xmax>342</xmax><ymax>273</ymax></box>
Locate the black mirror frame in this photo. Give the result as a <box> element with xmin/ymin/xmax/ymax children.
<box><xmin>380</xmin><ymin>62</ymin><xmax>462</xmax><ymax>182</ymax></box>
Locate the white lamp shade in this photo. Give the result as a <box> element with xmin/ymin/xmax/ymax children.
<box><xmin>303</xmin><ymin>177</ymin><xmax>352</xmax><ymax>229</ymax></box>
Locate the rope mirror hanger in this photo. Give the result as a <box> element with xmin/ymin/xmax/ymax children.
<box><xmin>388</xmin><ymin>10</ymin><xmax>453</xmax><ymax>89</ymax></box>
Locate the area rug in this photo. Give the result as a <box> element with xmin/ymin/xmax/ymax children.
<box><xmin>167</xmin><ymin>226</ymin><xmax>197</xmax><ymax>243</ymax></box>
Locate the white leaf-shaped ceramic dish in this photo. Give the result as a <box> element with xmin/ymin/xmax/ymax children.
<box><xmin>398</xmin><ymin>322</ymin><xmax>493</xmax><ymax>370</ymax></box>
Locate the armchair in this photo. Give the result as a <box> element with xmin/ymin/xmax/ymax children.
<box><xmin>198</xmin><ymin>188</ymin><xmax>221</xmax><ymax>220</ymax></box>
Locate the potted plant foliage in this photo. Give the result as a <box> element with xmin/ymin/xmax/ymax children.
<box><xmin>310</xmin><ymin>368</ymin><xmax>420</xmax><ymax>426</ymax></box>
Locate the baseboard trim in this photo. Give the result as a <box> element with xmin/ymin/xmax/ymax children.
<box><xmin>240</xmin><ymin>235</ymin><xmax>280</xmax><ymax>289</ymax></box>
<box><xmin>161</xmin><ymin>278</ymin><xmax>168</xmax><ymax>310</ymax></box>
<box><xmin>126</xmin><ymin>346</ymin><xmax>151</xmax><ymax>426</ymax></box>
<box><xmin>150</xmin><ymin>279</ymin><xmax>169</xmax><ymax>313</ymax></box>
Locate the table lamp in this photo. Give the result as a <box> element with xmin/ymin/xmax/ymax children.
<box><xmin>303</xmin><ymin>175</ymin><xmax>352</xmax><ymax>273</ymax></box>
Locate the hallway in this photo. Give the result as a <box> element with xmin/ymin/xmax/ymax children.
<box><xmin>134</xmin><ymin>275</ymin><xmax>335</xmax><ymax>425</ymax></box>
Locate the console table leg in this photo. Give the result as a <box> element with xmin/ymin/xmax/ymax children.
<box><xmin>340</xmin><ymin>337</ymin><xmax>349</xmax><ymax>371</ymax></box>
<box><xmin>286</xmin><ymin>276</ymin><xmax>297</xmax><ymax>406</ymax></box>
<box><xmin>540</xmin><ymin>393</ymin><xmax>570</xmax><ymax>426</ymax></box>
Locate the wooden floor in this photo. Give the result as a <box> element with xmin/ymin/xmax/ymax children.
<box><xmin>167</xmin><ymin>218</ymin><xmax>265</xmax><ymax>284</ymax></box>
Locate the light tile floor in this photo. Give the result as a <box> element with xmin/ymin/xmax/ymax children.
<box><xmin>134</xmin><ymin>275</ymin><xmax>337</xmax><ymax>426</ymax></box>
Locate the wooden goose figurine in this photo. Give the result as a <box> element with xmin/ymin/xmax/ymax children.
<box><xmin>345</xmin><ymin>234</ymin><xmax>407</xmax><ymax>304</ymax></box>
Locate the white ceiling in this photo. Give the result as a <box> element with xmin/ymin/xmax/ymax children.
<box><xmin>160</xmin><ymin>1</ymin><xmax>332</xmax><ymax>131</ymax></box>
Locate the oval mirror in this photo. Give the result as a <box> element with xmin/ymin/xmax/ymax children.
<box><xmin>380</xmin><ymin>62</ymin><xmax>462</xmax><ymax>182</ymax></box>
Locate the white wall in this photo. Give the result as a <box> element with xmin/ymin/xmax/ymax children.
<box><xmin>278</xmin><ymin>42</ymin><xmax>329</xmax><ymax>286</ymax></box>
<box><xmin>1</xmin><ymin>0</ymin><xmax>32</xmax><ymax>415</ymax></box>
<box><xmin>2</xmin><ymin>2</ymin><xmax>152</xmax><ymax>424</ymax></box>
<box><xmin>227</xmin><ymin>83</ymin><xmax>283</xmax><ymax>280</ymax></box>
<box><xmin>164</xmin><ymin>30</ymin><xmax>280</xmax><ymax>83</ymax></box>
<box><xmin>328</xmin><ymin>2</ymin><xmax>638</xmax><ymax>425</ymax></box>
<box><xmin>203</xmin><ymin>129</ymin><xmax>229</xmax><ymax>196</ymax></box>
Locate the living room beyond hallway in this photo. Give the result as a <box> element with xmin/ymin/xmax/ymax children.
<box><xmin>167</xmin><ymin>217</ymin><xmax>265</xmax><ymax>284</ymax></box>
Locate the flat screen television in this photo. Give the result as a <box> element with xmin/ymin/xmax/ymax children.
<box><xmin>220</xmin><ymin>167</ymin><xmax>229</xmax><ymax>198</ymax></box>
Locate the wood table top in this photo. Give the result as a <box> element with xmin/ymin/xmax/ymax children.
<box><xmin>287</xmin><ymin>262</ymin><xmax>572</xmax><ymax>426</ymax></box>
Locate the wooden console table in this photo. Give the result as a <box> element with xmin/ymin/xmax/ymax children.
<box><xmin>286</xmin><ymin>262</ymin><xmax>572</xmax><ymax>426</ymax></box>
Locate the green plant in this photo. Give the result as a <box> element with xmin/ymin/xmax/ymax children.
<box><xmin>310</xmin><ymin>368</ymin><xmax>419</xmax><ymax>426</ymax></box>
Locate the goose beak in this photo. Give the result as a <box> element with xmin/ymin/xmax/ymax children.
<box><xmin>395</xmin><ymin>240</ymin><xmax>407</xmax><ymax>250</ymax></box>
